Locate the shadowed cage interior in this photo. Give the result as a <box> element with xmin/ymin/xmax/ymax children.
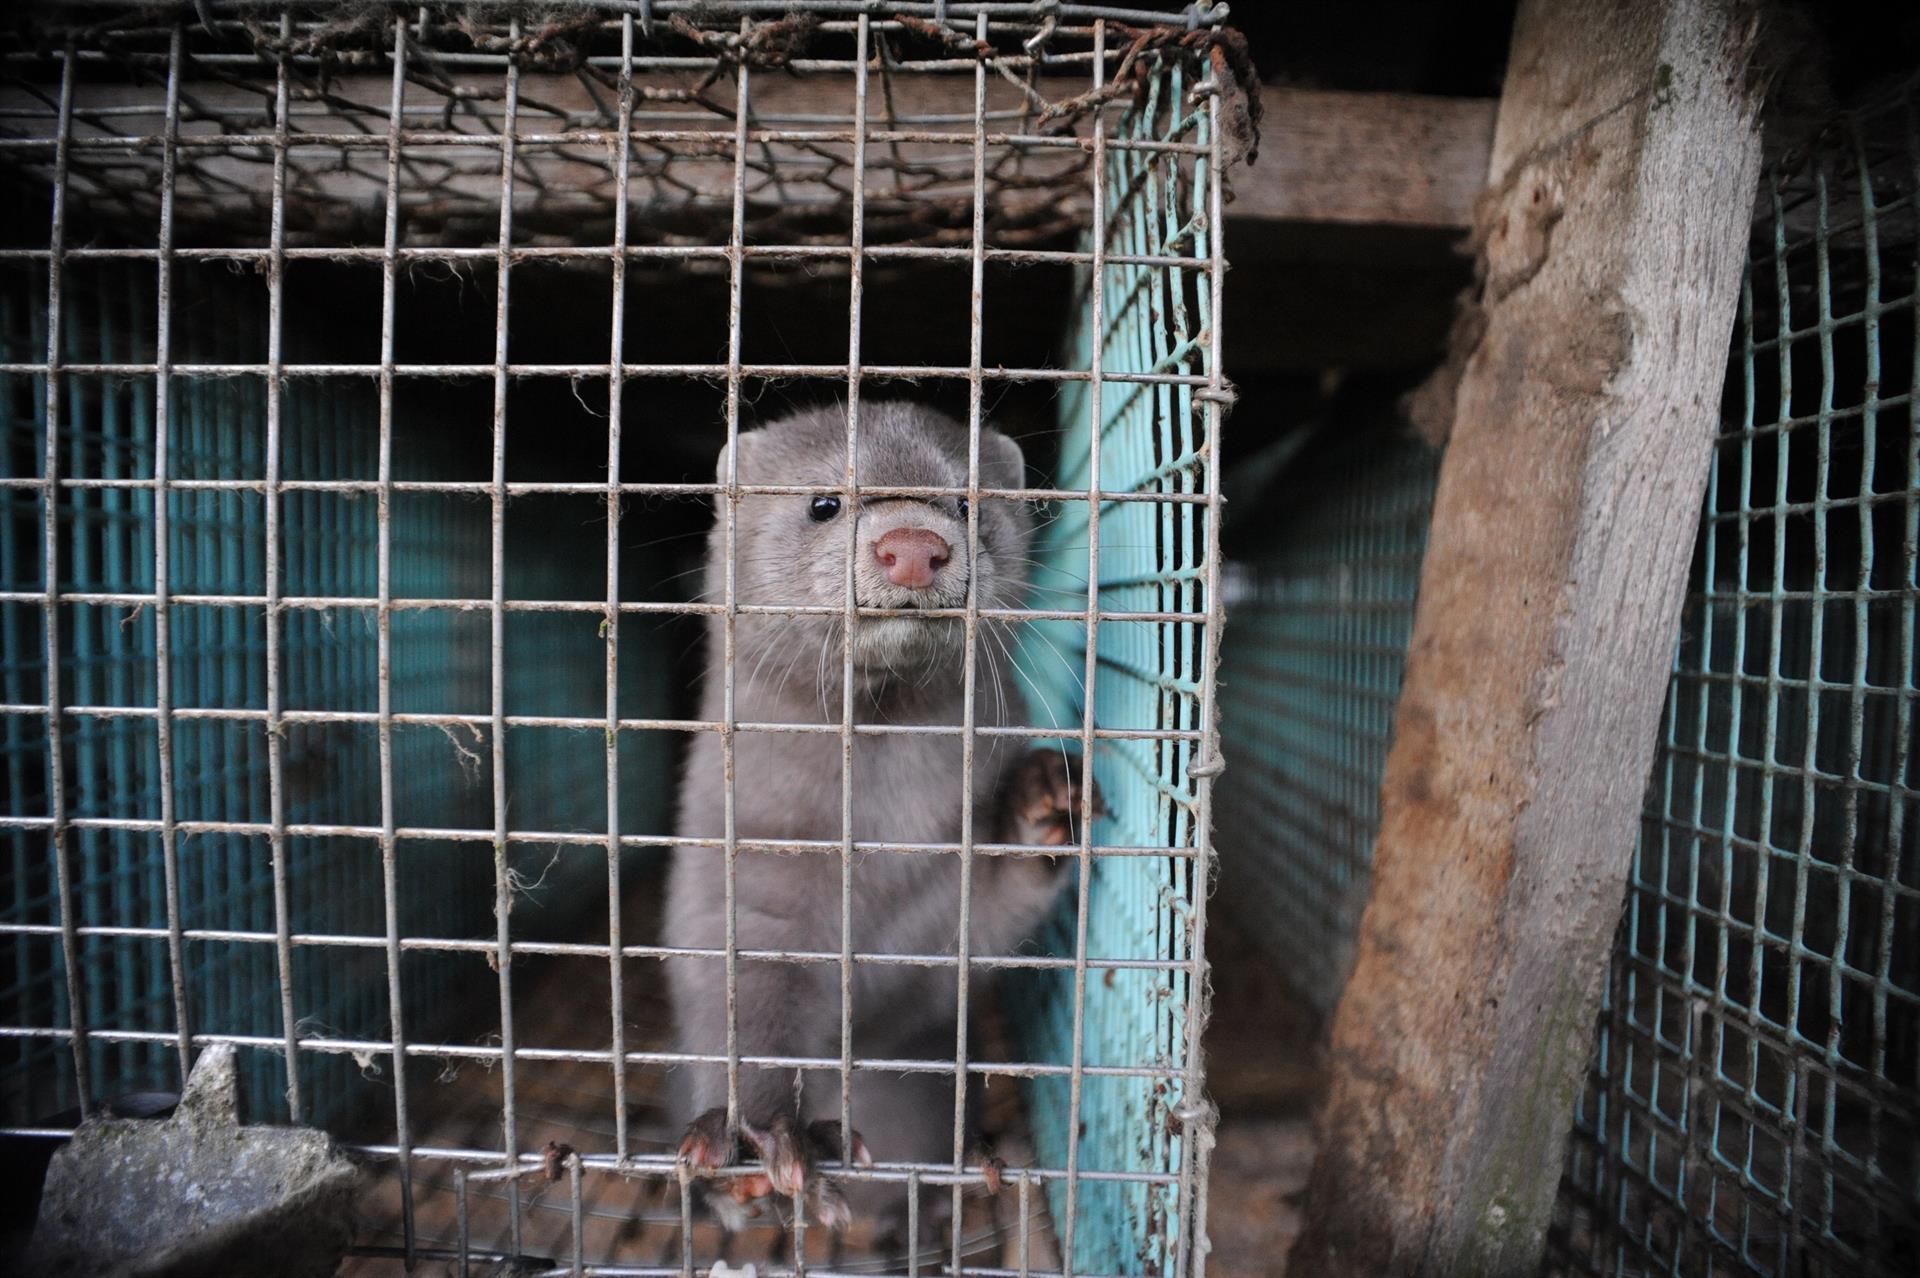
<box><xmin>0</xmin><ymin>4</ymin><xmax>1230</xmax><ymax>1276</ymax></box>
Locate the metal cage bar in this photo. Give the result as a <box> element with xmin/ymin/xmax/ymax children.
<box><xmin>374</xmin><ymin>12</ymin><xmax>418</xmax><ymax>1260</ymax></box>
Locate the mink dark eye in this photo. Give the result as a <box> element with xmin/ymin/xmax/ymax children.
<box><xmin>957</xmin><ymin>498</ymin><xmax>970</xmax><ymax>518</ymax></box>
<box><xmin>809</xmin><ymin>495</ymin><xmax>841</xmax><ymax>522</ymax></box>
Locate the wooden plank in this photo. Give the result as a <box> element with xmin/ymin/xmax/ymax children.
<box><xmin>1233</xmin><ymin>88</ymin><xmax>1495</xmax><ymax>228</ymax></box>
<box><xmin>1286</xmin><ymin>2</ymin><xmax>1765</xmax><ymax>1275</ymax></box>
<box><xmin>632</xmin><ymin>79</ymin><xmax>1496</xmax><ymax>228</ymax></box>
<box><xmin>7</xmin><ymin>78</ymin><xmax>1491</xmax><ymax>233</ymax></box>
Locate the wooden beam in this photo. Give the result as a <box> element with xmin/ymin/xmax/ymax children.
<box><xmin>720</xmin><ymin>81</ymin><xmax>1497</xmax><ymax>228</ymax></box>
<box><xmin>9</xmin><ymin>79</ymin><xmax>1491</xmax><ymax>233</ymax></box>
<box><xmin>1287</xmin><ymin>2</ymin><xmax>1764</xmax><ymax>1275</ymax></box>
<box><xmin>1233</xmin><ymin>88</ymin><xmax>1495</xmax><ymax>229</ymax></box>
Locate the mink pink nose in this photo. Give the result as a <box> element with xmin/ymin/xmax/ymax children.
<box><xmin>873</xmin><ymin>527</ymin><xmax>952</xmax><ymax>589</ymax></box>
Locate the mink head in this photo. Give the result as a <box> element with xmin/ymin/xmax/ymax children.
<box><xmin>709</xmin><ymin>402</ymin><xmax>1034</xmax><ymax>695</ymax></box>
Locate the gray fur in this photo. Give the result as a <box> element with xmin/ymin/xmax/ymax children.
<box><xmin>662</xmin><ymin>403</ymin><xmax>1068</xmax><ymax>1236</ymax></box>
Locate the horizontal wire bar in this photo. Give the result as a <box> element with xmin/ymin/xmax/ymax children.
<box><xmin>25</xmin><ymin>0</ymin><xmax>1211</xmax><ymax>20</ymax></box>
<box><xmin>0</xmin><ymin>128</ymin><xmax>1210</xmax><ymax>157</ymax></box>
<box><xmin>0</xmin><ymin>921</ymin><xmax>1191</xmax><ymax>973</ymax></box>
<box><xmin>339</xmin><ymin>1251</ymin><xmax>1134</xmax><ymax>1278</ymax></box>
<box><xmin>0</xmin><ymin>816</ymin><xmax>1198</xmax><ymax>857</ymax></box>
<box><xmin>1607</xmin><ymin>955</ymin><xmax>1920</xmax><ymax>1104</ymax></box>
<box><xmin>1624</xmin><ymin>816</ymin><xmax>1920</xmax><ymax>900</ymax></box>
<box><xmin>0</xmin><ymin>594</ymin><xmax>1207</xmax><ymax>626</ymax></box>
<box><xmin>0</xmin><ymin>480</ymin><xmax>1210</xmax><ymax>506</ymax></box>
<box><xmin>0</xmin><ymin>361</ymin><xmax>1212</xmax><ymax>387</ymax></box>
<box><xmin>0</xmin><ymin>704</ymin><xmax>1206</xmax><ymax>743</ymax></box>
<box><xmin>0</xmin><ymin>243</ymin><xmax>1213</xmax><ymax>271</ymax></box>
<box><xmin>0</xmin><ymin>1025</ymin><xmax>1186</xmax><ymax>1083</ymax></box>
<box><xmin>1617</xmin><ymin>885</ymin><xmax>1920</xmax><ymax>987</ymax></box>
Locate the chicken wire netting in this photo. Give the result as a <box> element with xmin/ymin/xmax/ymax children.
<box><xmin>1545</xmin><ymin>80</ymin><xmax>1920</xmax><ymax>1277</ymax></box>
<box><xmin>0</xmin><ymin>3</ymin><xmax>1244</xmax><ymax>1274</ymax></box>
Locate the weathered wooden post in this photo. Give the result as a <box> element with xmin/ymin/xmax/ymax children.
<box><xmin>1288</xmin><ymin>1</ymin><xmax>1767</xmax><ymax>1273</ymax></box>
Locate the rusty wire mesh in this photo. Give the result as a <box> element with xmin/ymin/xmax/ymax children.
<box><xmin>0</xmin><ymin>3</ymin><xmax>1243</xmax><ymax>1274</ymax></box>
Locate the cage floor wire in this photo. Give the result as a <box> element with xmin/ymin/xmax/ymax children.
<box><xmin>339</xmin><ymin>933</ymin><xmax>1064</xmax><ymax>1276</ymax></box>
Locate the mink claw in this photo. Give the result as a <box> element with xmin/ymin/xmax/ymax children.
<box><xmin>678</xmin><ymin>1106</ymin><xmax>735</xmax><ymax>1175</ymax></box>
<box><xmin>1008</xmin><ymin>748</ymin><xmax>1108</xmax><ymax>846</ymax></box>
<box><xmin>808</xmin><ymin>1178</ymin><xmax>854</xmax><ymax>1232</ymax></box>
<box><xmin>742</xmin><ymin>1113</ymin><xmax>810</xmax><ymax>1200</ymax></box>
<box><xmin>806</xmin><ymin>1118</ymin><xmax>874</xmax><ymax>1169</ymax></box>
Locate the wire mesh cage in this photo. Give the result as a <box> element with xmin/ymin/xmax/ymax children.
<box><xmin>0</xmin><ymin>2</ymin><xmax>1240</xmax><ymax>1274</ymax></box>
<box><xmin>1545</xmin><ymin>79</ymin><xmax>1920</xmax><ymax>1278</ymax></box>
<box><xmin>1211</xmin><ymin>427</ymin><xmax>1438</xmax><ymax>1017</ymax></box>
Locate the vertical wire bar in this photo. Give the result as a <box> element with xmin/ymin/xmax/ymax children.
<box><xmin>907</xmin><ymin>1168</ymin><xmax>921</xmax><ymax>1278</ymax></box>
<box><xmin>375</xmin><ymin>14</ymin><xmax>417</xmax><ymax>1263</ymax></box>
<box><xmin>120</xmin><ymin>273</ymin><xmax>150</xmax><ymax>1098</ymax></box>
<box><xmin>604</xmin><ymin>9</ymin><xmax>634</xmax><ymax>1167</ymax></box>
<box><xmin>720</xmin><ymin>11</ymin><xmax>753</xmax><ymax>1146</ymax></box>
<box><xmin>152</xmin><ymin>20</ymin><xmax>193</xmax><ymax>1085</ymax></box>
<box><xmin>1017</xmin><ymin>1168</ymin><xmax>1031</xmax><ymax>1278</ymax></box>
<box><xmin>1790</xmin><ymin>165</ymin><xmax>1838</xmax><ymax>1247</ymax></box>
<box><xmin>678</xmin><ymin>1158</ymin><xmax>696</xmax><ymax>1278</ymax></box>
<box><xmin>1833</xmin><ymin>120</ymin><xmax>1879</xmax><ymax>1213</ymax></box>
<box><xmin>42</xmin><ymin>40</ymin><xmax>92</xmax><ymax>1116</ymax></box>
<box><xmin>1752</xmin><ymin>179</ymin><xmax>1792</xmax><ymax>1176</ymax></box>
<box><xmin>1175</xmin><ymin>71</ymin><xmax>1227</xmax><ymax>1278</ymax></box>
<box><xmin>490</xmin><ymin>20</ymin><xmax>524</xmax><ymax>1256</ymax></box>
<box><xmin>830</xmin><ymin>19</ymin><xmax>873</xmax><ymax>1259</ymax></box>
<box><xmin>262</xmin><ymin>10</ymin><xmax>303</xmax><ymax>1122</ymax></box>
<box><xmin>456</xmin><ymin>1166</ymin><xmax>472</xmax><ymax>1277</ymax></box>
<box><xmin>1132</xmin><ymin>75</ymin><xmax>1181</xmax><ymax>1250</ymax></box>
<box><xmin>1060</xmin><ymin>21</ymin><xmax>1108</xmax><ymax>1275</ymax></box>
<box><xmin>1691</xmin><ymin>267</ymin><xmax>1755</xmax><ymax>1263</ymax></box>
<box><xmin>569</xmin><ymin>1153</ymin><xmax>586</xmax><ymax>1277</ymax></box>
<box><xmin>949</xmin><ymin>11</ymin><xmax>990</xmax><ymax>1260</ymax></box>
<box><xmin>1879</xmin><ymin>91</ymin><xmax>1920</xmax><ymax>1170</ymax></box>
<box><xmin>1672</xmin><ymin>164</ymin><xmax>1726</xmax><ymax>1249</ymax></box>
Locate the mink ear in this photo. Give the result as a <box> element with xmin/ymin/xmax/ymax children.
<box><xmin>981</xmin><ymin>428</ymin><xmax>1027</xmax><ymax>491</ymax></box>
<box><xmin>713</xmin><ymin>431</ymin><xmax>758</xmax><ymax>485</ymax></box>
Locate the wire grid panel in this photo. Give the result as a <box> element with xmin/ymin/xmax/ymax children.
<box><xmin>1547</xmin><ymin>81</ymin><xmax>1920</xmax><ymax>1277</ymax></box>
<box><xmin>0</xmin><ymin>4</ymin><xmax>1236</xmax><ymax>1276</ymax></box>
<box><xmin>1014</xmin><ymin>47</ymin><xmax>1220</xmax><ymax>1276</ymax></box>
<box><xmin>1209</xmin><ymin>432</ymin><xmax>1439</xmax><ymax>1017</ymax></box>
<box><xmin>0</xmin><ymin>258</ymin><xmax>505</xmax><ymax>1130</ymax></box>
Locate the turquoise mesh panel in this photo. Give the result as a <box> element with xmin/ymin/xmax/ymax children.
<box><xmin>1016</xmin><ymin>53</ymin><xmax>1215</xmax><ymax>1277</ymax></box>
<box><xmin>0</xmin><ymin>259</ymin><xmax>672</xmax><ymax>1130</ymax></box>
<box><xmin>1213</xmin><ymin>431</ymin><xmax>1439</xmax><ymax>1016</ymax></box>
<box><xmin>1547</xmin><ymin>84</ymin><xmax>1919</xmax><ymax>1276</ymax></box>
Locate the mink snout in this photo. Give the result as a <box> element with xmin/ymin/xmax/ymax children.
<box><xmin>873</xmin><ymin>526</ymin><xmax>951</xmax><ymax>588</ymax></box>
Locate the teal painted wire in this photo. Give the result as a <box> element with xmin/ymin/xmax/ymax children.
<box><xmin>1212</xmin><ymin>437</ymin><xmax>1439</xmax><ymax>1017</ymax></box>
<box><xmin>0</xmin><ymin>260</ymin><xmax>678</xmax><ymax>1133</ymax></box>
<box><xmin>1015</xmin><ymin>50</ymin><xmax>1212</xmax><ymax>1276</ymax></box>
<box><xmin>1549</xmin><ymin>86</ymin><xmax>1920</xmax><ymax>1278</ymax></box>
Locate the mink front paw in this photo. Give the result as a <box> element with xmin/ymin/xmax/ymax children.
<box><xmin>685</xmin><ymin>1110</ymin><xmax>872</xmax><ymax>1231</ymax></box>
<box><xmin>741</xmin><ymin>1115</ymin><xmax>874</xmax><ymax>1198</ymax></box>
<box><xmin>1004</xmin><ymin>749</ymin><xmax>1106</xmax><ymax>846</ymax></box>
<box><xmin>678</xmin><ymin>1106</ymin><xmax>736</xmax><ymax>1175</ymax></box>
